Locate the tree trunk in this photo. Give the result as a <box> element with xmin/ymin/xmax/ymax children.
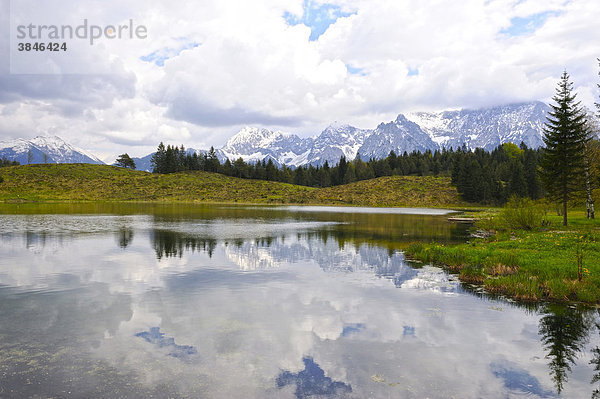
<box><xmin>563</xmin><ymin>197</ymin><xmax>568</xmax><ymax>226</ymax></box>
<box><xmin>585</xmin><ymin>169</ymin><xmax>595</xmax><ymax>219</ymax></box>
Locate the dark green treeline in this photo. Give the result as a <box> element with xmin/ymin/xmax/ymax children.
<box><xmin>150</xmin><ymin>141</ymin><xmax>544</xmax><ymax>205</ymax></box>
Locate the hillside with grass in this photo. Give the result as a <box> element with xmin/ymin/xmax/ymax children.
<box><xmin>0</xmin><ymin>164</ymin><xmax>466</xmax><ymax>207</ymax></box>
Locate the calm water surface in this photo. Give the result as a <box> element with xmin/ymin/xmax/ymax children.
<box><xmin>1</xmin><ymin>203</ymin><xmax>599</xmax><ymax>398</ymax></box>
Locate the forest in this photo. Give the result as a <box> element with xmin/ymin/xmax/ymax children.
<box><xmin>149</xmin><ymin>141</ymin><xmax>556</xmax><ymax>205</ymax></box>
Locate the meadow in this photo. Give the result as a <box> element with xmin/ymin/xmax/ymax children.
<box><xmin>0</xmin><ymin>163</ymin><xmax>465</xmax><ymax>207</ymax></box>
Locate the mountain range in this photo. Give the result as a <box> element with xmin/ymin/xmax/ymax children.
<box><xmin>0</xmin><ymin>136</ymin><xmax>103</xmax><ymax>165</ymax></box>
<box><xmin>0</xmin><ymin>101</ymin><xmax>551</xmax><ymax>170</ymax></box>
<box><xmin>216</xmin><ymin>101</ymin><xmax>549</xmax><ymax>167</ymax></box>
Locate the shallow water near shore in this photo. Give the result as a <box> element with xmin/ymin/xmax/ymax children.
<box><xmin>1</xmin><ymin>203</ymin><xmax>599</xmax><ymax>398</ymax></box>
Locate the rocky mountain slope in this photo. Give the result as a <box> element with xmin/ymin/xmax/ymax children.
<box><xmin>0</xmin><ymin>136</ymin><xmax>104</xmax><ymax>165</ymax></box>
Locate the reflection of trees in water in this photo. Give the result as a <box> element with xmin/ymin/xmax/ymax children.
<box><xmin>538</xmin><ymin>304</ymin><xmax>594</xmax><ymax>394</ymax></box>
<box><xmin>150</xmin><ymin>228</ymin><xmax>420</xmax><ymax>285</ymax></box>
<box><xmin>592</xmin><ymin>350</ymin><xmax>600</xmax><ymax>398</ymax></box>
<box><xmin>148</xmin><ymin>209</ymin><xmax>469</xmax><ymax>260</ymax></box>
<box><xmin>315</xmin><ymin>214</ymin><xmax>468</xmax><ymax>250</ymax></box>
<box><xmin>152</xmin><ymin>230</ymin><xmax>285</xmax><ymax>260</ymax></box>
<box><xmin>116</xmin><ymin>228</ymin><xmax>134</xmax><ymax>248</ymax></box>
<box><xmin>152</xmin><ymin>230</ymin><xmax>218</xmax><ymax>259</ymax></box>
<box><xmin>25</xmin><ymin>231</ymin><xmax>47</xmax><ymax>248</ymax></box>
<box><xmin>590</xmin><ymin>310</ymin><xmax>600</xmax><ymax>398</ymax></box>
<box><xmin>150</xmin><ymin>228</ymin><xmax>600</xmax><ymax>397</ymax></box>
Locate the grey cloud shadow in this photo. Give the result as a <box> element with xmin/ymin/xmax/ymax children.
<box><xmin>166</xmin><ymin>95</ymin><xmax>304</xmax><ymax>128</ymax></box>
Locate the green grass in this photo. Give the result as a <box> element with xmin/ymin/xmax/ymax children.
<box><xmin>308</xmin><ymin>175</ymin><xmax>463</xmax><ymax>207</ymax></box>
<box><xmin>405</xmin><ymin>210</ymin><xmax>600</xmax><ymax>304</ymax></box>
<box><xmin>0</xmin><ymin>163</ymin><xmax>467</xmax><ymax>207</ymax></box>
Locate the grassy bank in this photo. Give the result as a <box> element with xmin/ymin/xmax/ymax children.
<box><xmin>0</xmin><ymin>163</ymin><xmax>466</xmax><ymax>207</ymax></box>
<box><xmin>405</xmin><ymin>210</ymin><xmax>600</xmax><ymax>304</ymax></box>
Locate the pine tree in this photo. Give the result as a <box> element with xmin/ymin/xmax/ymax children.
<box><xmin>343</xmin><ymin>163</ymin><xmax>357</xmax><ymax>184</ymax></box>
<box><xmin>151</xmin><ymin>142</ymin><xmax>166</xmax><ymax>173</ymax></box>
<box><xmin>206</xmin><ymin>147</ymin><xmax>220</xmax><ymax>172</ymax></box>
<box><xmin>265</xmin><ymin>158</ymin><xmax>277</xmax><ymax>181</ymax></box>
<box><xmin>539</xmin><ymin>71</ymin><xmax>589</xmax><ymax>226</ymax></box>
<box><xmin>233</xmin><ymin>157</ymin><xmax>248</xmax><ymax>178</ymax></box>
<box><xmin>524</xmin><ymin>148</ymin><xmax>541</xmax><ymax>199</ymax></box>
<box><xmin>115</xmin><ymin>153</ymin><xmax>136</xmax><ymax>169</ymax></box>
<box><xmin>164</xmin><ymin>145</ymin><xmax>177</xmax><ymax>173</ymax></box>
<box><xmin>294</xmin><ymin>166</ymin><xmax>308</xmax><ymax>186</ymax></box>
<box><xmin>507</xmin><ymin>159</ymin><xmax>527</xmax><ymax>198</ymax></box>
<box><xmin>336</xmin><ymin>156</ymin><xmax>347</xmax><ymax>185</ymax></box>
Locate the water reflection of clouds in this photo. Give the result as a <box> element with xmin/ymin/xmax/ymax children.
<box><xmin>341</xmin><ymin>323</ymin><xmax>365</xmax><ymax>337</ymax></box>
<box><xmin>135</xmin><ymin>327</ymin><xmax>197</xmax><ymax>359</ymax></box>
<box><xmin>277</xmin><ymin>357</ymin><xmax>352</xmax><ymax>398</ymax></box>
<box><xmin>0</xmin><ymin>214</ymin><xmax>598</xmax><ymax>398</ymax></box>
<box><xmin>490</xmin><ymin>359</ymin><xmax>557</xmax><ymax>398</ymax></box>
<box><xmin>112</xmin><ymin>262</ymin><xmax>560</xmax><ymax>398</ymax></box>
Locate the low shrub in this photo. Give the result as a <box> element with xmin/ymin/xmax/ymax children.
<box><xmin>496</xmin><ymin>196</ymin><xmax>544</xmax><ymax>230</ymax></box>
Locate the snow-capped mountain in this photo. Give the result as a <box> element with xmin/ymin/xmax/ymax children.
<box><xmin>404</xmin><ymin>101</ymin><xmax>549</xmax><ymax>151</ymax></box>
<box><xmin>307</xmin><ymin>122</ymin><xmax>370</xmax><ymax>166</ymax></box>
<box><xmin>0</xmin><ymin>135</ymin><xmax>104</xmax><ymax>165</ymax></box>
<box><xmin>219</xmin><ymin>123</ymin><xmax>370</xmax><ymax>167</ymax></box>
<box><xmin>218</xmin><ymin>101</ymin><xmax>550</xmax><ymax>166</ymax></box>
<box><xmin>1</xmin><ymin>101</ymin><xmax>551</xmax><ymax>169</ymax></box>
<box><xmin>357</xmin><ymin>114</ymin><xmax>439</xmax><ymax>160</ymax></box>
<box><xmin>220</xmin><ymin>127</ymin><xmax>311</xmax><ymax>167</ymax></box>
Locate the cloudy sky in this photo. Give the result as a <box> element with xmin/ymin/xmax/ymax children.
<box><xmin>1</xmin><ymin>0</ymin><xmax>599</xmax><ymax>161</ymax></box>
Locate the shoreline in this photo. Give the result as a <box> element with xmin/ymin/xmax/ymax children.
<box><xmin>404</xmin><ymin>213</ymin><xmax>600</xmax><ymax>305</ymax></box>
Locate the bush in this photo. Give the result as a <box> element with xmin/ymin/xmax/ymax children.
<box><xmin>497</xmin><ymin>196</ymin><xmax>544</xmax><ymax>230</ymax></box>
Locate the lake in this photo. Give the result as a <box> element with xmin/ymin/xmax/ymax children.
<box><xmin>0</xmin><ymin>203</ymin><xmax>599</xmax><ymax>398</ymax></box>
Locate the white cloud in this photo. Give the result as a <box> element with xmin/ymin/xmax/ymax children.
<box><xmin>0</xmin><ymin>0</ymin><xmax>599</xmax><ymax>155</ymax></box>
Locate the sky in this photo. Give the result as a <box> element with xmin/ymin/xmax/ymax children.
<box><xmin>0</xmin><ymin>0</ymin><xmax>599</xmax><ymax>162</ymax></box>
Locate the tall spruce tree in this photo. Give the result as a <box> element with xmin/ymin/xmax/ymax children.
<box><xmin>539</xmin><ymin>71</ymin><xmax>589</xmax><ymax>226</ymax></box>
<box><xmin>151</xmin><ymin>142</ymin><xmax>167</xmax><ymax>173</ymax></box>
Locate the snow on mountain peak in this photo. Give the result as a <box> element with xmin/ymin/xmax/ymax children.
<box><xmin>0</xmin><ymin>135</ymin><xmax>104</xmax><ymax>164</ymax></box>
<box><xmin>326</xmin><ymin>121</ymin><xmax>352</xmax><ymax>131</ymax></box>
<box><xmin>224</xmin><ymin>127</ymin><xmax>289</xmax><ymax>149</ymax></box>
<box><xmin>216</xmin><ymin>101</ymin><xmax>549</xmax><ymax>167</ymax></box>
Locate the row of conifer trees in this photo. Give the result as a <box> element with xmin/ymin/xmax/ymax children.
<box><xmin>149</xmin><ymin>140</ymin><xmax>553</xmax><ymax>205</ymax></box>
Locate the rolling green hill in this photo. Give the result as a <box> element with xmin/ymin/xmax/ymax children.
<box><xmin>0</xmin><ymin>164</ymin><xmax>466</xmax><ymax>207</ymax></box>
